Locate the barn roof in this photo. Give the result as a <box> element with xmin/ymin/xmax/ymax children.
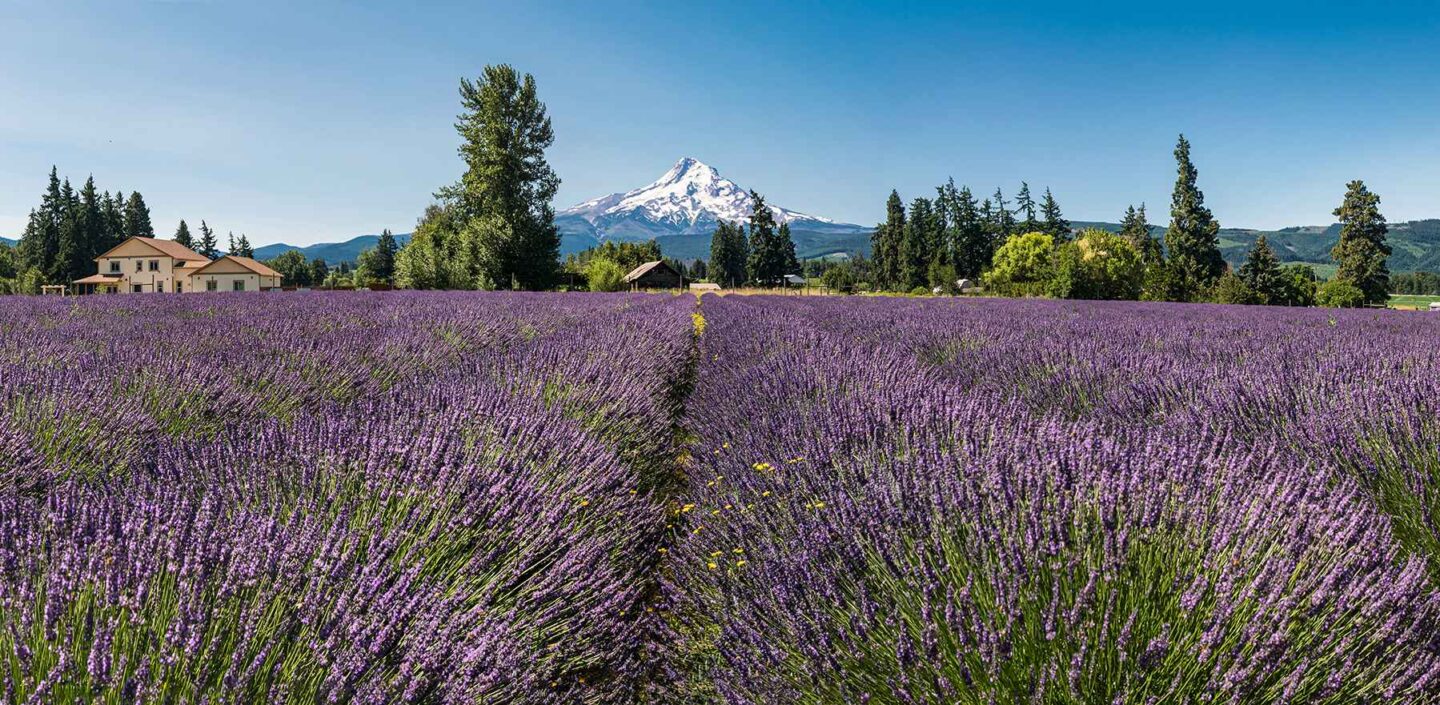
<box><xmin>623</xmin><ymin>260</ymin><xmax>679</xmax><ymax>283</ymax></box>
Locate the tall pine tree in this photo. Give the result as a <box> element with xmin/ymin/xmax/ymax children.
<box><xmin>746</xmin><ymin>191</ymin><xmax>783</xmax><ymax>286</ymax></box>
<box><xmin>1040</xmin><ymin>188</ymin><xmax>1070</xmax><ymax>241</ymax></box>
<box><xmin>53</xmin><ymin>178</ymin><xmax>84</xmax><ymax>283</ymax></box>
<box><xmin>174</xmin><ymin>220</ymin><xmax>194</xmax><ymax>249</ymax></box>
<box><xmin>197</xmin><ymin>221</ymin><xmax>219</xmax><ymax>259</ymax></box>
<box><xmin>952</xmin><ymin>185</ymin><xmax>987</xmax><ymax>278</ymax></box>
<box><xmin>990</xmin><ymin>188</ymin><xmax>1015</xmax><ymax>240</ymax></box>
<box><xmin>709</xmin><ymin>221</ymin><xmax>748</xmax><ymax>287</ymax></box>
<box><xmin>17</xmin><ymin>167</ymin><xmax>64</xmax><ymax>280</ymax></box>
<box><xmin>100</xmin><ymin>192</ymin><xmax>125</xmax><ymax>252</ymax></box>
<box><xmin>372</xmin><ymin>229</ymin><xmax>398</xmax><ymax>282</ymax></box>
<box><xmin>1237</xmin><ymin>235</ymin><xmax>1285</xmax><ymax>304</ymax></box>
<box><xmin>1120</xmin><ymin>204</ymin><xmax>1161</xmax><ymax>264</ymax></box>
<box><xmin>123</xmin><ymin>192</ymin><xmax>155</xmax><ymax>239</ymax></box>
<box><xmin>1164</xmin><ymin>135</ymin><xmax>1224</xmax><ymax>300</ymax></box>
<box><xmin>443</xmin><ymin>65</ymin><xmax>561</xmax><ymax>289</ymax></box>
<box><xmin>901</xmin><ymin>197</ymin><xmax>936</xmax><ymax>290</ymax></box>
<box><xmin>1330</xmin><ymin>180</ymin><xmax>1390</xmax><ymax>305</ymax></box>
<box><xmin>777</xmin><ymin>221</ymin><xmax>799</xmax><ymax>276</ymax></box>
<box><xmin>872</xmin><ymin>191</ymin><xmax>906</xmax><ymax>290</ymax></box>
<box><xmin>1015</xmin><ymin>182</ymin><xmax>1039</xmax><ymax>233</ymax></box>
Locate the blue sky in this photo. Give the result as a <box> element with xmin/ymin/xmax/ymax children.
<box><xmin>2</xmin><ymin>0</ymin><xmax>1438</xmax><ymax>245</ymax></box>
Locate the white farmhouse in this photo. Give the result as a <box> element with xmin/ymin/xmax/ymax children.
<box><xmin>72</xmin><ymin>236</ymin><xmax>282</xmax><ymax>294</ymax></box>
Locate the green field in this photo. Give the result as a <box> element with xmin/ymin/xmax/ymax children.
<box><xmin>1389</xmin><ymin>294</ymin><xmax>1440</xmax><ymax>310</ymax></box>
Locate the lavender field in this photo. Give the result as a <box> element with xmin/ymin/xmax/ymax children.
<box><xmin>2</xmin><ymin>292</ymin><xmax>1439</xmax><ymax>703</ymax></box>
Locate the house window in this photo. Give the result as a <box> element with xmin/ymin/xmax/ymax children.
<box><xmin>148</xmin><ymin>260</ymin><xmax>160</xmax><ymax>272</ymax></box>
<box><xmin>132</xmin><ymin>284</ymin><xmax>143</xmax><ymax>293</ymax></box>
<box><xmin>135</xmin><ymin>261</ymin><xmax>143</xmax><ymax>273</ymax></box>
<box><xmin>206</xmin><ymin>280</ymin><xmax>217</xmax><ymax>292</ymax></box>
<box><xmin>233</xmin><ymin>280</ymin><xmax>246</xmax><ymax>292</ymax></box>
<box><xmin>175</xmin><ymin>281</ymin><xmax>182</xmax><ymax>293</ymax></box>
<box><xmin>108</xmin><ymin>261</ymin><xmax>120</xmax><ymax>273</ymax></box>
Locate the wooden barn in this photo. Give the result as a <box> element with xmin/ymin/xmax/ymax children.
<box><xmin>624</xmin><ymin>260</ymin><xmax>684</xmax><ymax>290</ymax></box>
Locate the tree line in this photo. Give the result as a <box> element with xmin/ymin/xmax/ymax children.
<box><xmin>821</xmin><ymin>135</ymin><xmax>1395</xmax><ymax>308</ymax></box>
<box><xmin>1</xmin><ymin>167</ymin><xmax>270</xmax><ymax>294</ymax></box>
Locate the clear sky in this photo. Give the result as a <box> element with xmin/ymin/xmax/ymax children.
<box><xmin>2</xmin><ymin>0</ymin><xmax>1438</xmax><ymax>245</ymax></box>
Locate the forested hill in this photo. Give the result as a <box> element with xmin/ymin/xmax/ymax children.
<box><xmin>1077</xmin><ymin>219</ymin><xmax>1440</xmax><ymax>274</ymax></box>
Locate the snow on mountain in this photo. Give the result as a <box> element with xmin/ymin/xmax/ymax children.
<box><xmin>558</xmin><ymin>158</ymin><xmax>851</xmax><ymax>242</ymax></box>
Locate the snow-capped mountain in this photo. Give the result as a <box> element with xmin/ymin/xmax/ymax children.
<box><xmin>557</xmin><ymin>158</ymin><xmax>863</xmax><ymax>246</ymax></box>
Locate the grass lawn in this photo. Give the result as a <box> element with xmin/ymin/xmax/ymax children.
<box><xmin>1389</xmin><ymin>294</ymin><xmax>1440</xmax><ymax>310</ymax></box>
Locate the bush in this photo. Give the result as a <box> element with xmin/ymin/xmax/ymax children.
<box><xmin>986</xmin><ymin>232</ymin><xmax>1055</xmax><ymax>297</ymax></box>
<box><xmin>1212</xmin><ymin>272</ymin><xmax>1261</xmax><ymax>305</ymax></box>
<box><xmin>908</xmin><ymin>285</ymin><xmax>931</xmax><ymax>296</ymax></box>
<box><xmin>585</xmin><ymin>257</ymin><xmax>628</xmax><ymax>292</ymax></box>
<box><xmin>820</xmin><ymin>264</ymin><xmax>857</xmax><ymax>294</ymax></box>
<box><xmin>1047</xmin><ymin>229</ymin><xmax>1144</xmax><ymax>301</ymax></box>
<box><xmin>1317</xmin><ymin>279</ymin><xmax>1367</xmax><ymax>308</ymax></box>
<box><xmin>1276</xmin><ymin>264</ymin><xmax>1319</xmax><ymax>306</ymax></box>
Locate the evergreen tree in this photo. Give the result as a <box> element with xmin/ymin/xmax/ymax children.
<box><xmin>1330</xmin><ymin>179</ymin><xmax>1390</xmax><ymax>305</ymax></box>
<box><xmin>990</xmin><ymin>188</ymin><xmax>1015</xmax><ymax>240</ymax></box>
<box><xmin>236</xmin><ymin>234</ymin><xmax>254</xmax><ymax>258</ymax></box>
<box><xmin>197</xmin><ymin>221</ymin><xmax>219</xmax><ymax>259</ymax></box>
<box><xmin>372</xmin><ymin>229</ymin><xmax>398</xmax><ymax>282</ymax></box>
<box><xmin>872</xmin><ymin>191</ymin><xmax>906</xmax><ymax>290</ymax></box>
<box><xmin>441</xmin><ymin>65</ymin><xmax>561</xmax><ymax>289</ymax></box>
<box><xmin>1120</xmin><ymin>204</ymin><xmax>1161</xmax><ymax>264</ymax></box>
<box><xmin>310</xmin><ymin>258</ymin><xmax>330</xmax><ymax>285</ymax></box>
<box><xmin>77</xmin><ymin>178</ymin><xmax>106</xmax><ymax>263</ymax></box>
<box><xmin>228</xmin><ymin>232</ymin><xmax>237</xmax><ymax>256</ymax></box>
<box><xmin>1164</xmin><ymin>134</ymin><xmax>1225</xmax><ymax>300</ymax></box>
<box><xmin>952</xmin><ymin>186</ymin><xmax>987</xmax><ymax>278</ymax></box>
<box><xmin>100</xmin><ymin>192</ymin><xmax>125</xmax><ymax>252</ymax></box>
<box><xmin>901</xmin><ymin>197</ymin><xmax>936</xmax><ymax>290</ymax></box>
<box><xmin>17</xmin><ymin>167</ymin><xmax>64</xmax><ymax>280</ymax></box>
<box><xmin>1040</xmin><ymin>188</ymin><xmax>1070</xmax><ymax>241</ymax></box>
<box><xmin>1015</xmin><ymin>182</ymin><xmax>1039</xmax><ymax>233</ymax></box>
<box><xmin>708</xmin><ymin>223</ymin><xmax>730</xmax><ymax>285</ymax></box>
<box><xmin>1237</xmin><ymin>235</ymin><xmax>1285</xmax><ymax>304</ymax></box>
<box><xmin>746</xmin><ymin>191</ymin><xmax>783</xmax><ymax>285</ymax></box>
<box><xmin>934</xmin><ymin>179</ymin><xmax>960</xmax><ymax>266</ymax></box>
<box><xmin>173</xmin><ymin>220</ymin><xmax>194</xmax><ymax>250</ymax></box>
<box><xmin>777</xmin><ymin>221</ymin><xmax>799</xmax><ymax>276</ymax></box>
<box><xmin>53</xmin><ymin>178</ymin><xmax>84</xmax><ymax>283</ymax></box>
<box><xmin>123</xmin><ymin>192</ymin><xmax>155</xmax><ymax>239</ymax></box>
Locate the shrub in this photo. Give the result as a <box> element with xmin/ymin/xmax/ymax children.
<box><xmin>1317</xmin><ymin>279</ymin><xmax>1367</xmax><ymax>308</ymax></box>
<box><xmin>1047</xmin><ymin>229</ymin><xmax>1144</xmax><ymax>300</ymax></box>
<box><xmin>586</xmin><ymin>257</ymin><xmax>628</xmax><ymax>292</ymax></box>
<box><xmin>821</xmin><ymin>263</ymin><xmax>857</xmax><ymax>294</ymax></box>
<box><xmin>986</xmin><ymin>232</ymin><xmax>1055</xmax><ymax>297</ymax></box>
<box><xmin>1212</xmin><ymin>271</ymin><xmax>1261</xmax><ymax>304</ymax></box>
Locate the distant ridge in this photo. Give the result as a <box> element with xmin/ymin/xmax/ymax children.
<box><xmin>250</xmin><ymin>233</ymin><xmax>412</xmax><ymax>264</ymax></box>
<box><xmin>7</xmin><ymin>219</ymin><xmax>1440</xmax><ymax>272</ymax></box>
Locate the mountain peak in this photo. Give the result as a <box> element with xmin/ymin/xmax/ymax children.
<box><xmin>558</xmin><ymin>158</ymin><xmax>839</xmax><ymax>240</ymax></box>
<box><xmin>657</xmin><ymin>157</ymin><xmax>720</xmax><ymax>186</ymax></box>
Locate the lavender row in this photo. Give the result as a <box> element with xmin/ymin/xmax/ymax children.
<box><xmin>0</xmin><ymin>292</ymin><xmax>695</xmax><ymax>703</ymax></box>
<box><xmin>668</xmin><ymin>296</ymin><xmax>1440</xmax><ymax>703</ymax></box>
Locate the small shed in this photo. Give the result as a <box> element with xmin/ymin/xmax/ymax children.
<box><xmin>1430</xmin><ymin>302</ymin><xmax>1440</xmax><ymax>312</ymax></box>
<box><xmin>624</xmin><ymin>260</ymin><xmax>684</xmax><ymax>290</ymax></box>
